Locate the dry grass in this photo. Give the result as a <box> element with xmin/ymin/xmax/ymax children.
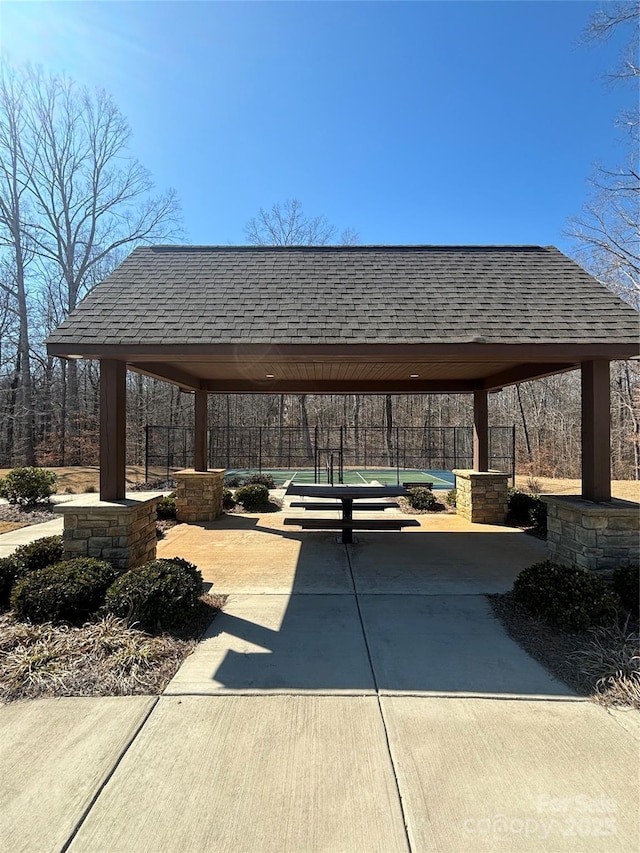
<box><xmin>1</xmin><ymin>467</ymin><xmax>638</xmax><ymax>502</ymax></box>
<box><xmin>570</xmin><ymin>623</ymin><xmax>640</xmax><ymax>709</ymax></box>
<box><xmin>0</xmin><ymin>465</ymin><xmax>165</xmax><ymax>495</ymax></box>
<box><xmin>489</xmin><ymin>593</ymin><xmax>640</xmax><ymax>709</ymax></box>
<box><xmin>0</xmin><ymin>521</ymin><xmax>27</xmax><ymax>535</ymax></box>
<box><xmin>0</xmin><ymin>593</ymin><xmax>226</xmax><ymax>703</ymax></box>
<box><xmin>514</xmin><ymin>475</ymin><xmax>640</xmax><ymax>502</ymax></box>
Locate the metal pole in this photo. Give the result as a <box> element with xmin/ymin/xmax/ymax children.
<box><xmin>396</xmin><ymin>426</ymin><xmax>400</xmax><ymax>485</ymax></box>
<box><xmin>166</xmin><ymin>426</ymin><xmax>170</xmax><ymax>482</ymax></box>
<box><xmin>259</xmin><ymin>427</ymin><xmax>262</xmax><ymax>474</ymax></box>
<box><xmin>145</xmin><ymin>424</ymin><xmax>150</xmax><ymax>482</ymax></box>
<box><xmin>512</xmin><ymin>424</ymin><xmax>516</xmax><ymax>487</ymax></box>
<box><xmin>314</xmin><ymin>425</ymin><xmax>318</xmax><ymax>483</ymax></box>
<box><xmin>453</xmin><ymin>426</ymin><xmax>457</xmax><ymax>471</ymax></box>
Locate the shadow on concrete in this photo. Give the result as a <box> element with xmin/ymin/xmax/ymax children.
<box><xmin>167</xmin><ymin>514</ymin><xmax>572</xmax><ymax>698</ymax></box>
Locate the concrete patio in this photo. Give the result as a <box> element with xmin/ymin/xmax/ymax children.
<box><xmin>1</xmin><ymin>510</ymin><xmax>638</xmax><ymax>852</ymax></box>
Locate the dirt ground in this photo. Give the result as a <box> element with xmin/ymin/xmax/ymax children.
<box><xmin>0</xmin><ymin>521</ymin><xmax>24</xmax><ymax>535</ymax></box>
<box><xmin>0</xmin><ymin>467</ymin><xmax>638</xmax><ymax>503</ymax></box>
<box><xmin>0</xmin><ymin>465</ymin><xmax>158</xmax><ymax>495</ymax></box>
<box><xmin>513</xmin><ymin>475</ymin><xmax>640</xmax><ymax>502</ymax></box>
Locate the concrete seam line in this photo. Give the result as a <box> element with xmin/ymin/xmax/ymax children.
<box><xmin>59</xmin><ymin>696</ymin><xmax>160</xmax><ymax>853</ymax></box>
<box><xmin>344</xmin><ymin>544</ymin><xmax>413</xmax><ymax>852</ymax></box>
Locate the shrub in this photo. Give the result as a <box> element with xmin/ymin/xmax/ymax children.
<box><xmin>507</xmin><ymin>488</ymin><xmax>546</xmax><ymax>534</ymax></box>
<box><xmin>513</xmin><ymin>561</ymin><xmax>621</xmax><ymax>633</ymax></box>
<box><xmin>613</xmin><ymin>564</ymin><xmax>639</xmax><ymax>616</ymax></box>
<box><xmin>529</xmin><ymin>498</ymin><xmax>547</xmax><ymax>535</ymax></box>
<box><xmin>157</xmin><ymin>493</ymin><xmax>177</xmax><ymax>520</ymax></box>
<box><xmin>507</xmin><ymin>488</ymin><xmax>536</xmax><ymax>524</ymax></box>
<box><xmin>12</xmin><ymin>535</ymin><xmax>64</xmax><ymax>578</ymax></box>
<box><xmin>445</xmin><ymin>488</ymin><xmax>457</xmax><ymax>508</ymax></box>
<box><xmin>222</xmin><ymin>488</ymin><xmax>236</xmax><ymax>510</ymax></box>
<box><xmin>0</xmin><ymin>557</ymin><xmax>17</xmax><ymax>609</ymax></box>
<box><xmin>0</xmin><ymin>535</ymin><xmax>65</xmax><ymax>608</ymax></box>
<box><xmin>247</xmin><ymin>473</ymin><xmax>275</xmax><ymax>489</ymax></box>
<box><xmin>405</xmin><ymin>487</ymin><xmax>437</xmax><ymax>511</ymax></box>
<box><xmin>11</xmin><ymin>558</ymin><xmax>119</xmax><ymax>624</ymax></box>
<box><xmin>0</xmin><ymin>467</ymin><xmax>57</xmax><ymax>508</ymax></box>
<box><xmin>224</xmin><ymin>474</ymin><xmax>246</xmax><ymax>488</ymax></box>
<box><xmin>234</xmin><ymin>483</ymin><xmax>270</xmax><ymax>511</ymax></box>
<box><xmin>104</xmin><ymin>557</ymin><xmax>203</xmax><ymax>632</ymax></box>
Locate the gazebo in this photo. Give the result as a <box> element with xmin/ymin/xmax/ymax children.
<box><xmin>46</xmin><ymin>245</ymin><xmax>639</xmax><ymax>571</ymax></box>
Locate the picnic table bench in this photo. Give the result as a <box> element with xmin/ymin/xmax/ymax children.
<box><xmin>285</xmin><ymin>484</ymin><xmax>418</xmax><ymax>544</ymax></box>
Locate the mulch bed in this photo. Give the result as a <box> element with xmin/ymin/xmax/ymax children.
<box><xmin>0</xmin><ymin>593</ymin><xmax>226</xmax><ymax>703</ymax></box>
<box><xmin>228</xmin><ymin>498</ymin><xmax>283</xmax><ymax>514</ymax></box>
<box><xmin>0</xmin><ymin>504</ymin><xmax>57</xmax><ymax>526</ymax></box>
<box><xmin>488</xmin><ymin>593</ymin><xmax>640</xmax><ymax>708</ymax></box>
<box><xmin>488</xmin><ymin>593</ymin><xmax>590</xmax><ymax>696</ymax></box>
<box><xmin>399</xmin><ymin>498</ymin><xmax>453</xmax><ymax>515</ymax></box>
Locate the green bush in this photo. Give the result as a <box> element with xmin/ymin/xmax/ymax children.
<box><xmin>445</xmin><ymin>488</ymin><xmax>457</xmax><ymax>507</ymax></box>
<box><xmin>224</xmin><ymin>474</ymin><xmax>246</xmax><ymax>488</ymax></box>
<box><xmin>0</xmin><ymin>557</ymin><xmax>16</xmax><ymax>609</ymax></box>
<box><xmin>247</xmin><ymin>473</ymin><xmax>275</xmax><ymax>489</ymax></box>
<box><xmin>157</xmin><ymin>493</ymin><xmax>177</xmax><ymax>520</ymax></box>
<box><xmin>507</xmin><ymin>488</ymin><xmax>547</xmax><ymax>534</ymax></box>
<box><xmin>513</xmin><ymin>561</ymin><xmax>621</xmax><ymax>632</ymax></box>
<box><xmin>12</xmin><ymin>535</ymin><xmax>64</xmax><ymax>577</ymax></box>
<box><xmin>613</xmin><ymin>564</ymin><xmax>639</xmax><ymax>616</ymax></box>
<box><xmin>0</xmin><ymin>535</ymin><xmax>64</xmax><ymax>608</ymax></box>
<box><xmin>222</xmin><ymin>488</ymin><xmax>236</xmax><ymax>510</ymax></box>
<box><xmin>234</xmin><ymin>483</ymin><xmax>270</xmax><ymax>511</ymax></box>
<box><xmin>507</xmin><ymin>488</ymin><xmax>536</xmax><ymax>524</ymax></box>
<box><xmin>104</xmin><ymin>557</ymin><xmax>203</xmax><ymax>631</ymax></box>
<box><xmin>11</xmin><ymin>558</ymin><xmax>119</xmax><ymax>624</ymax></box>
<box><xmin>405</xmin><ymin>487</ymin><xmax>437</xmax><ymax>511</ymax></box>
<box><xmin>0</xmin><ymin>467</ymin><xmax>57</xmax><ymax>507</ymax></box>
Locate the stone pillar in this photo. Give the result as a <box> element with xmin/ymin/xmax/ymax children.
<box><xmin>543</xmin><ymin>495</ymin><xmax>639</xmax><ymax>574</ymax></box>
<box><xmin>452</xmin><ymin>470</ymin><xmax>509</xmax><ymax>524</ymax></box>
<box><xmin>174</xmin><ymin>469</ymin><xmax>225</xmax><ymax>523</ymax></box>
<box><xmin>55</xmin><ymin>494</ymin><xmax>162</xmax><ymax>571</ymax></box>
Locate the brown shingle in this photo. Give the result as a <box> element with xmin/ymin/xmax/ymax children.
<box><xmin>46</xmin><ymin>245</ymin><xmax>639</xmax><ymax>347</ymax></box>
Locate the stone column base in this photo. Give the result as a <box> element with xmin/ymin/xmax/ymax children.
<box><xmin>174</xmin><ymin>469</ymin><xmax>225</xmax><ymax>523</ymax></box>
<box><xmin>543</xmin><ymin>495</ymin><xmax>639</xmax><ymax>574</ymax></box>
<box><xmin>55</xmin><ymin>493</ymin><xmax>162</xmax><ymax>571</ymax></box>
<box><xmin>452</xmin><ymin>470</ymin><xmax>509</xmax><ymax>524</ymax></box>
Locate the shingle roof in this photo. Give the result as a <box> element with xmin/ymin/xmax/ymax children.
<box><xmin>46</xmin><ymin>245</ymin><xmax>639</xmax><ymax>348</ymax></box>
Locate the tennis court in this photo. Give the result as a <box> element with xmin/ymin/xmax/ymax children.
<box><xmin>225</xmin><ymin>467</ymin><xmax>456</xmax><ymax>489</ymax></box>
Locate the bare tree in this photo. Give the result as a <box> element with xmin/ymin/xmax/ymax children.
<box><xmin>245</xmin><ymin>197</ymin><xmax>359</xmax><ymax>460</ymax></box>
<box><xmin>0</xmin><ymin>59</ymin><xmax>182</xmax><ymax>462</ymax></box>
<box><xmin>568</xmin><ymin>4</ymin><xmax>640</xmax><ymax>307</ymax></box>
<box><xmin>244</xmin><ymin>198</ymin><xmax>359</xmax><ymax>246</ymax></box>
<box><xmin>0</xmin><ymin>64</ymin><xmax>37</xmax><ymax>463</ymax></box>
<box><xmin>581</xmin><ymin>3</ymin><xmax>639</xmax><ymax>81</ymax></box>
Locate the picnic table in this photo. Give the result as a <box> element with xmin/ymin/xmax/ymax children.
<box><xmin>284</xmin><ymin>483</ymin><xmax>419</xmax><ymax>544</ymax></box>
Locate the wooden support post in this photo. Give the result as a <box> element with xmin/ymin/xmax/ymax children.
<box><xmin>473</xmin><ymin>389</ymin><xmax>489</xmax><ymax>471</ymax></box>
<box><xmin>100</xmin><ymin>359</ymin><xmax>126</xmax><ymax>501</ymax></box>
<box><xmin>582</xmin><ymin>360</ymin><xmax>611</xmax><ymax>502</ymax></box>
<box><xmin>194</xmin><ymin>390</ymin><xmax>208</xmax><ymax>472</ymax></box>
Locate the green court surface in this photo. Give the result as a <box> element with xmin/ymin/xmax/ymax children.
<box><xmin>224</xmin><ymin>468</ymin><xmax>455</xmax><ymax>489</ymax></box>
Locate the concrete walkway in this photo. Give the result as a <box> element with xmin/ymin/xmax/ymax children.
<box><xmin>1</xmin><ymin>511</ymin><xmax>638</xmax><ymax>852</ymax></box>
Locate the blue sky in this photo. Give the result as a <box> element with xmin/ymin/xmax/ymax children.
<box><xmin>0</xmin><ymin>1</ymin><xmax>631</xmax><ymax>250</ymax></box>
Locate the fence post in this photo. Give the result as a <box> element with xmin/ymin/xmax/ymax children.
<box><xmin>259</xmin><ymin>427</ymin><xmax>262</xmax><ymax>473</ymax></box>
<box><xmin>145</xmin><ymin>425</ymin><xmax>150</xmax><ymax>482</ymax></box>
<box><xmin>512</xmin><ymin>424</ymin><xmax>516</xmax><ymax>486</ymax></box>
